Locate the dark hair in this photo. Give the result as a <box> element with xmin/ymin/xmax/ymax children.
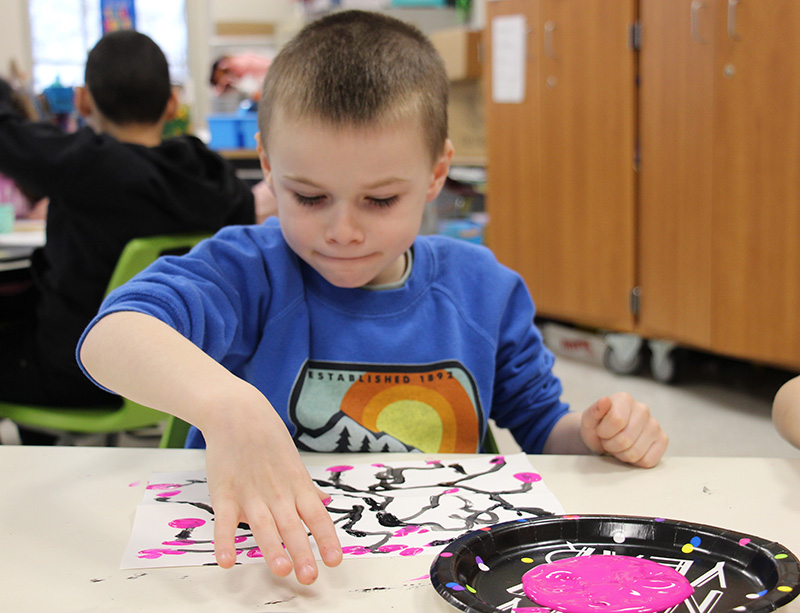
<box><xmin>259</xmin><ymin>10</ymin><xmax>449</xmax><ymax>161</ymax></box>
<box><xmin>85</xmin><ymin>30</ymin><xmax>171</xmax><ymax>125</ymax></box>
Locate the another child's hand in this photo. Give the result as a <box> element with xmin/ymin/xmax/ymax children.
<box><xmin>201</xmin><ymin>393</ymin><xmax>342</xmax><ymax>584</ymax></box>
<box><xmin>580</xmin><ymin>393</ymin><xmax>668</xmax><ymax>468</ymax></box>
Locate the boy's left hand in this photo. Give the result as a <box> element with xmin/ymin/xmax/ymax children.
<box><xmin>580</xmin><ymin>393</ymin><xmax>668</xmax><ymax>468</ymax></box>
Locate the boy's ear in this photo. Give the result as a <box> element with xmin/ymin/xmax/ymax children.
<box><xmin>425</xmin><ymin>139</ymin><xmax>454</xmax><ymax>203</ymax></box>
<box><xmin>163</xmin><ymin>89</ymin><xmax>180</xmax><ymax>122</ymax></box>
<box><xmin>255</xmin><ymin>133</ymin><xmax>274</xmax><ymax>190</ymax></box>
<box><xmin>74</xmin><ymin>86</ymin><xmax>94</xmax><ymax>118</ymax></box>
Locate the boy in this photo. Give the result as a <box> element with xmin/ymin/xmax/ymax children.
<box><xmin>79</xmin><ymin>12</ymin><xmax>668</xmax><ymax>585</ymax></box>
<box><xmin>773</xmin><ymin>375</ymin><xmax>800</xmax><ymax>448</ymax></box>
<box><xmin>0</xmin><ymin>31</ymin><xmax>255</xmax><ymax>410</ymax></box>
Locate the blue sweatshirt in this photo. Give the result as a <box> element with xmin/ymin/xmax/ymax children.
<box><xmin>78</xmin><ymin>219</ymin><xmax>569</xmax><ymax>453</ymax></box>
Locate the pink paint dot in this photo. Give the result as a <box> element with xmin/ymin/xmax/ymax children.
<box><xmin>146</xmin><ymin>483</ymin><xmax>182</xmax><ymax>491</ymax></box>
<box><xmin>138</xmin><ymin>548</ymin><xmax>187</xmax><ymax>559</ymax></box>
<box><xmin>234</xmin><ymin>536</ymin><xmax>247</xmax><ymax>543</ymax></box>
<box><xmin>408</xmin><ymin>574</ymin><xmax>430</xmax><ymax>582</ymax></box>
<box><xmin>739</xmin><ymin>538</ymin><xmax>751</xmax><ymax>546</ymax></box>
<box><xmin>399</xmin><ymin>547</ymin><xmax>425</xmax><ymax>557</ymax></box>
<box><xmin>327</xmin><ymin>465</ymin><xmax>353</xmax><ymax>473</ymax></box>
<box><xmin>342</xmin><ymin>546</ymin><xmax>370</xmax><ymax>555</ymax></box>
<box><xmin>393</xmin><ymin>525</ymin><xmax>420</xmax><ymax>537</ymax></box>
<box><xmin>158</xmin><ymin>490</ymin><xmax>181</xmax><ymax>497</ymax></box>
<box><xmin>371</xmin><ymin>463</ymin><xmax>385</xmax><ymax>467</ymax></box>
<box><xmin>439</xmin><ymin>552</ymin><xmax>454</xmax><ymax>558</ymax></box>
<box><xmin>514</xmin><ymin>472</ymin><xmax>542</xmax><ymax>483</ymax></box>
<box><xmin>168</xmin><ymin>518</ymin><xmax>206</xmax><ymax>529</ymax></box>
<box><xmin>128</xmin><ymin>481</ymin><xmax>141</xmax><ymax>487</ymax></box>
<box><xmin>246</xmin><ymin>548</ymin><xmax>263</xmax><ymax>558</ymax></box>
<box><xmin>426</xmin><ymin>459</ymin><xmax>441</xmax><ymax>465</ymax></box>
<box><xmin>377</xmin><ymin>544</ymin><xmax>407</xmax><ymax>553</ymax></box>
<box><xmin>418</xmin><ymin>529</ymin><xmax>429</xmax><ymax>534</ymax></box>
<box><xmin>490</xmin><ymin>456</ymin><xmax>505</xmax><ymax>464</ymax></box>
<box><xmin>443</xmin><ymin>488</ymin><xmax>460</xmax><ymax>494</ymax></box>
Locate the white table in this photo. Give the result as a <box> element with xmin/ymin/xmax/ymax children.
<box><xmin>1</xmin><ymin>447</ymin><xmax>798</xmax><ymax>612</ymax></box>
<box><xmin>0</xmin><ymin>220</ymin><xmax>45</xmax><ymax>271</ymax></box>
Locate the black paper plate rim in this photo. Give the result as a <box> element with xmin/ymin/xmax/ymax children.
<box><xmin>430</xmin><ymin>514</ymin><xmax>800</xmax><ymax>613</ymax></box>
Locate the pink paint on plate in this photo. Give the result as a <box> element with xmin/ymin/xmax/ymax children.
<box><xmin>521</xmin><ymin>555</ymin><xmax>693</xmax><ymax>613</ymax></box>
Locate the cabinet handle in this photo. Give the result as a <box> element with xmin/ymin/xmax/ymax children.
<box><xmin>691</xmin><ymin>0</ymin><xmax>708</xmax><ymax>44</ymax></box>
<box><xmin>544</xmin><ymin>21</ymin><xmax>557</xmax><ymax>59</ymax></box>
<box><xmin>728</xmin><ymin>0</ymin><xmax>740</xmax><ymax>40</ymax></box>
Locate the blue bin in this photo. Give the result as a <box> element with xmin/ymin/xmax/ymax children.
<box><xmin>207</xmin><ymin>115</ymin><xmax>241</xmax><ymax>149</ymax></box>
<box><xmin>238</xmin><ymin>113</ymin><xmax>259</xmax><ymax>149</ymax></box>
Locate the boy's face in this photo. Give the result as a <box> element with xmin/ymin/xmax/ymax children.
<box><xmin>258</xmin><ymin>114</ymin><xmax>452</xmax><ymax>288</ymax></box>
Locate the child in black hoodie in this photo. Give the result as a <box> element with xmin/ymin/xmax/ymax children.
<box><xmin>0</xmin><ymin>31</ymin><xmax>255</xmax><ymax>408</ymax></box>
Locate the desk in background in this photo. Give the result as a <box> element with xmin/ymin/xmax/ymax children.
<box><xmin>0</xmin><ymin>219</ymin><xmax>45</xmax><ymax>272</ymax></box>
<box><xmin>1</xmin><ymin>447</ymin><xmax>798</xmax><ymax>612</ymax></box>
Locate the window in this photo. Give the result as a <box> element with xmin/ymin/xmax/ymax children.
<box><xmin>29</xmin><ymin>0</ymin><xmax>187</xmax><ymax>92</ymax></box>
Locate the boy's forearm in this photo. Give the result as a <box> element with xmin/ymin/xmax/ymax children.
<box><xmin>79</xmin><ymin>311</ymin><xmax>258</xmax><ymax>431</ymax></box>
<box><xmin>542</xmin><ymin>412</ymin><xmax>593</xmax><ymax>455</ymax></box>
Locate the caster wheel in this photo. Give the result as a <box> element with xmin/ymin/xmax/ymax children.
<box><xmin>603</xmin><ymin>334</ymin><xmax>644</xmax><ymax>376</ymax></box>
<box><xmin>649</xmin><ymin>340</ymin><xmax>680</xmax><ymax>383</ymax></box>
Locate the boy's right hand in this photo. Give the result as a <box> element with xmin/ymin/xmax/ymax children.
<box><xmin>201</xmin><ymin>392</ymin><xmax>342</xmax><ymax>583</ymax></box>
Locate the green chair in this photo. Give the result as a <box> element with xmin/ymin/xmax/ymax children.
<box><xmin>159</xmin><ymin>415</ymin><xmax>192</xmax><ymax>449</ymax></box>
<box><xmin>0</xmin><ymin>233</ymin><xmax>211</xmax><ymax>446</ymax></box>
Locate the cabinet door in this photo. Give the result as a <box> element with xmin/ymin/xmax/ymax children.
<box><xmin>537</xmin><ymin>0</ymin><xmax>638</xmax><ymax>330</ymax></box>
<box><xmin>711</xmin><ymin>0</ymin><xmax>800</xmax><ymax>367</ymax></box>
<box><xmin>484</xmin><ymin>0</ymin><xmax>543</xmax><ymax>300</ymax></box>
<box><xmin>638</xmin><ymin>0</ymin><xmax>723</xmax><ymax>345</ymax></box>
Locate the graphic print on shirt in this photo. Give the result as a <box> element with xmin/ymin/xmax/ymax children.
<box><xmin>289</xmin><ymin>360</ymin><xmax>483</xmax><ymax>453</ymax></box>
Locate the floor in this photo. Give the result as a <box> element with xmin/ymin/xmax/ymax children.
<box><xmin>493</xmin><ymin>350</ymin><xmax>800</xmax><ymax>459</ymax></box>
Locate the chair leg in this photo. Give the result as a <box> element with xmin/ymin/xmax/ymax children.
<box><xmin>0</xmin><ymin>419</ymin><xmax>22</xmax><ymax>445</ymax></box>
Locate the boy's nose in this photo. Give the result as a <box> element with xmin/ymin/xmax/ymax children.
<box><xmin>325</xmin><ymin>204</ymin><xmax>364</xmax><ymax>245</ymax></box>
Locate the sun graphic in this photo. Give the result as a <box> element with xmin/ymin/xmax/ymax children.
<box><xmin>340</xmin><ymin>371</ymin><xmax>479</xmax><ymax>453</ymax></box>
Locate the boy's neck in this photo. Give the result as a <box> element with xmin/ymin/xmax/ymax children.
<box><xmin>95</xmin><ymin>118</ymin><xmax>165</xmax><ymax>147</ymax></box>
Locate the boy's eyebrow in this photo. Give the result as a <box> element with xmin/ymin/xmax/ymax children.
<box><xmin>283</xmin><ymin>175</ymin><xmax>409</xmax><ymax>189</ymax></box>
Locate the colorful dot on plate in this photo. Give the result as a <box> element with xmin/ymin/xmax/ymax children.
<box><xmin>733</xmin><ymin>607</ymin><xmax>747</xmax><ymax>612</ymax></box>
<box><xmin>476</xmin><ymin>556</ymin><xmax>490</xmax><ymax>571</ymax></box>
<box><xmin>738</xmin><ymin>538</ymin><xmax>751</xmax><ymax>546</ymax></box>
<box><xmin>440</xmin><ymin>552</ymin><xmax>454</xmax><ymax>558</ymax></box>
<box><xmin>775</xmin><ymin>553</ymin><xmax>788</xmax><ymax>559</ymax></box>
<box><xmin>778</xmin><ymin>586</ymin><xmax>793</xmax><ymax>593</ymax></box>
<box><xmin>564</xmin><ymin>515</ymin><xmax>580</xmax><ymax>520</ymax></box>
<box><xmin>479</xmin><ymin>527</ymin><xmax>492</xmax><ymax>531</ymax></box>
<box><xmin>682</xmin><ymin>544</ymin><xmax>694</xmax><ymax>554</ymax></box>
<box><xmin>447</xmin><ymin>582</ymin><xmax>466</xmax><ymax>592</ymax></box>
<box><xmin>746</xmin><ymin>593</ymin><xmax>760</xmax><ymax>600</ymax></box>
<box><xmin>521</xmin><ymin>557</ymin><xmax>534</xmax><ymax>564</ymax></box>
<box><xmin>612</xmin><ymin>531</ymin><xmax>626</xmax><ymax>544</ymax></box>
<box><xmin>690</xmin><ymin>536</ymin><xmax>702</xmax><ymax>547</ymax></box>
<box><xmin>654</xmin><ymin>518</ymin><xmax>666</xmax><ymax>522</ymax></box>
<box><xmin>466</xmin><ymin>585</ymin><xmax>477</xmax><ymax>594</ymax></box>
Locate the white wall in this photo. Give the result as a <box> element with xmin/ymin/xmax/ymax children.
<box><xmin>0</xmin><ymin>0</ymin><xmax>33</xmax><ymax>81</ymax></box>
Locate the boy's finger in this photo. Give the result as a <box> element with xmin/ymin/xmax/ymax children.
<box><xmin>272</xmin><ymin>506</ymin><xmax>319</xmax><ymax>585</ymax></box>
<box><xmin>582</xmin><ymin>396</ymin><xmax>612</xmax><ymax>430</ymax></box>
<box><xmin>211</xmin><ymin>499</ymin><xmax>241</xmax><ymax>569</ymax></box>
<box><xmin>245</xmin><ymin>504</ymin><xmax>293</xmax><ymax>577</ymax></box>
<box><xmin>301</xmin><ymin>494</ymin><xmax>342</xmax><ymax>568</ymax></box>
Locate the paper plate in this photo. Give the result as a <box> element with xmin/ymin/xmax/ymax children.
<box><xmin>430</xmin><ymin>514</ymin><xmax>800</xmax><ymax>613</ymax></box>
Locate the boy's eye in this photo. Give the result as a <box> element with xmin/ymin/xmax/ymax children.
<box><xmin>293</xmin><ymin>193</ymin><xmax>326</xmax><ymax>206</ymax></box>
<box><xmin>367</xmin><ymin>196</ymin><xmax>399</xmax><ymax>208</ymax></box>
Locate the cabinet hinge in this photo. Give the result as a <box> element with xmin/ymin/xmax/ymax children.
<box><xmin>629</xmin><ymin>286</ymin><xmax>641</xmax><ymax>317</ymax></box>
<box><xmin>628</xmin><ymin>21</ymin><xmax>641</xmax><ymax>51</ymax></box>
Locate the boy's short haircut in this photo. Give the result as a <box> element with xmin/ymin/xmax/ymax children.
<box><xmin>259</xmin><ymin>10</ymin><xmax>449</xmax><ymax>162</ymax></box>
<box><xmin>85</xmin><ymin>30</ymin><xmax>171</xmax><ymax>125</ymax></box>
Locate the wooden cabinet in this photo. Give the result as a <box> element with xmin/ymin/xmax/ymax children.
<box><xmin>487</xmin><ymin>0</ymin><xmax>800</xmax><ymax>371</ymax></box>
<box><xmin>639</xmin><ymin>0</ymin><xmax>800</xmax><ymax>369</ymax></box>
<box><xmin>485</xmin><ymin>0</ymin><xmax>638</xmax><ymax>332</ymax></box>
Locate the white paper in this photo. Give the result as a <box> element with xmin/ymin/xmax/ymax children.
<box><xmin>121</xmin><ymin>454</ymin><xmax>565</xmax><ymax>569</ymax></box>
<box><xmin>491</xmin><ymin>14</ymin><xmax>527</xmax><ymax>104</ymax></box>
